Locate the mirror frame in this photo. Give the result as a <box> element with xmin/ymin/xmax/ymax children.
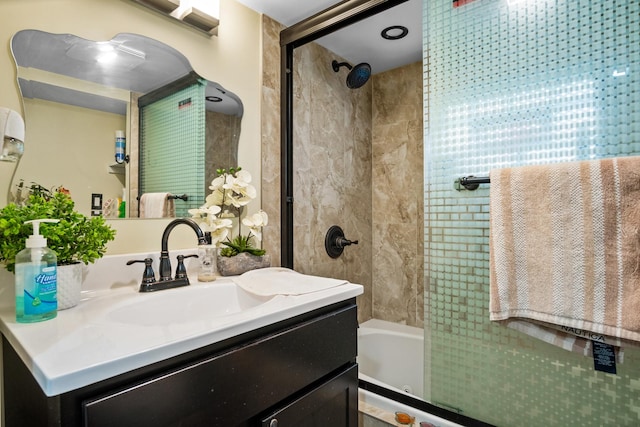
<box><xmin>279</xmin><ymin>0</ymin><xmax>408</xmax><ymax>268</ymax></box>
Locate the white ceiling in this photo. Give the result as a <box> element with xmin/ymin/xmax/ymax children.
<box><xmin>234</xmin><ymin>0</ymin><xmax>422</xmax><ymax>74</ymax></box>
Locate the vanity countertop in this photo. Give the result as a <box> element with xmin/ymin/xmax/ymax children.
<box><xmin>0</xmin><ymin>253</ymin><xmax>363</xmax><ymax>397</ymax></box>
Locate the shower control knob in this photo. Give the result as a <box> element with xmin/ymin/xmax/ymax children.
<box><xmin>337</xmin><ymin>237</ymin><xmax>359</xmax><ymax>248</ymax></box>
<box><xmin>325</xmin><ymin>225</ymin><xmax>358</xmax><ymax>258</ymax></box>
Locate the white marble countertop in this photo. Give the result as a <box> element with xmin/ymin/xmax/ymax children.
<box><xmin>0</xmin><ymin>252</ymin><xmax>362</xmax><ymax>397</ymax></box>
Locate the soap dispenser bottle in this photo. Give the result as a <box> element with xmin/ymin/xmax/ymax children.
<box><xmin>14</xmin><ymin>219</ymin><xmax>59</xmax><ymax>323</ymax></box>
<box><xmin>197</xmin><ymin>231</ymin><xmax>217</xmax><ymax>282</ymax></box>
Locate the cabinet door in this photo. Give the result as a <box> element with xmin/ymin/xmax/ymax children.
<box><xmin>82</xmin><ymin>306</ymin><xmax>357</xmax><ymax>427</ymax></box>
<box><xmin>260</xmin><ymin>364</ymin><xmax>358</xmax><ymax>427</ymax></box>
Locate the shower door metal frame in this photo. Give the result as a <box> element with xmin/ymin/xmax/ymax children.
<box><xmin>279</xmin><ymin>0</ymin><xmax>408</xmax><ymax>268</ymax></box>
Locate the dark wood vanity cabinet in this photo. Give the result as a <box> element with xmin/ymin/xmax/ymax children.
<box><xmin>3</xmin><ymin>299</ymin><xmax>359</xmax><ymax>427</ymax></box>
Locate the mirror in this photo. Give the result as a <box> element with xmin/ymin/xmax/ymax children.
<box><xmin>10</xmin><ymin>29</ymin><xmax>243</xmax><ymax>218</ymax></box>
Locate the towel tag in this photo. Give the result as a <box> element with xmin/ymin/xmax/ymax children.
<box><xmin>592</xmin><ymin>341</ymin><xmax>617</xmax><ymax>374</ymax></box>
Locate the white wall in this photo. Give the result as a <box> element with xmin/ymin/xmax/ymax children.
<box><xmin>0</xmin><ymin>0</ymin><xmax>263</xmax><ymax>423</ymax></box>
<box><xmin>18</xmin><ymin>99</ymin><xmax>127</xmax><ymax>217</ymax></box>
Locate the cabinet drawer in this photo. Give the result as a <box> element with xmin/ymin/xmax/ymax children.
<box><xmin>82</xmin><ymin>305</ymin><xmax>357</xmax><ymax>427</ymax></box>
<box><xmin>260</xmin><ymin>364</ymin><xmax>358</xmax><ymax>427</ymax></box>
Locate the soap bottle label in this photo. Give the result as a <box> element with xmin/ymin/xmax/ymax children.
<box><xmin>115</xmin><ymin>130</ymin><xmax>126</xmax><ymax>163</ymax></box>
<box><xmin>198</xmin><ymin>246</ymin><xmax>217</xmax><ymax>282</ymax></box>
<box><xmin>23</xmin><ymin>266</ymin><xmax>57</xmax><ymax>315</ymax></box>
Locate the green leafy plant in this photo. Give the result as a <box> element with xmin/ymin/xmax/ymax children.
<box><xmin>219</xmin><ymin>235</ymin><xmax>266</xmax><ymax>257</ymax></box>
<box><xmin>0</xmin><ymin>192</ymin><xmax>116</xmax><ymax>272</ymax></box>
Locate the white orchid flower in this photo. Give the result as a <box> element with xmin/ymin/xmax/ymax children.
<box><xmin>208</xmin><ymin>171</ymin><xmax>256</xmax><ymax>208</ymax></box>
<box><xmin>242</xmin><ymin>210</ymin><xmax>268</xmax><ymax>241</ymax></box>
<box><xmin>209</xmin><ymin>175</ymin><xmax>226</xmax><ymax>191</ymax></box>
<box><xmin>189</xmin><ymin>205</ymin><xmax>223</xmax><ymax>230</ymax></box>
<box><xmin>226</xmin><ymin>188</ymin><xmax>255</xmax><ymax>207</ymax></box>
<box><xmin>231</xmin><ymin>169</ymin><xmax>252</xmax><ymax>185</ymax></box>
<box><xmin>204</xmin><ymin>190</ymin><xmax>226</xmax><ymax>207</ymax></box>
<box><xmin>188</xmin><ymin>207</ymin><xmax>205</xmax><ymax>219</ymax></box>
<box><xmin>219</xmin><ymin>209</ymin><xmax>236</xmax><ymax>218</ymax></box>
<box><xmin>208</xmin><ymin>217</ymin><xmax>233</xmax><ymax>245</ymax></box>
<box><xmin>220</xmin><ymin>170</ymin><xmax>256</xmax><ymax>207</ymax></box>
<box><xmin>201</xmin><ymin>167</ymin><xmax>268</xmax><ymax>254</ymax></box>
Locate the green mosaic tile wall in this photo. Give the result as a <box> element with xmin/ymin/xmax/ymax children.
<box><xmin>140</xmin><ymin>83</ymin><xmax>206</xmax><ymax>217</ymax></box>
<box><xmin>423</xmin><ymin>0</ymin><xmax>640</xmax><ymax>425</ymax></box>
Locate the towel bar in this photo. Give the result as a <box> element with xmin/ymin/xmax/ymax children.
<box><xmin>136</xmin><ymin>194</ymin><xmax>189</xmax><ymax>201</ymax></box>
<box><xmin>454</xmin><ymin>176</ymin><xmax>490</xmax><ymax>191</ymax></box>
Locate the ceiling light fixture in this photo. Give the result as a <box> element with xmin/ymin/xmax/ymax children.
<box><xmin>130</xmin><ymin>0</ymin><xmax>219</xmax><ymax>36</ymax></box>
<box><xmin>381</xmin><ymin>25</ymin><xmax>408</xmax><ymax>40</ymax></box>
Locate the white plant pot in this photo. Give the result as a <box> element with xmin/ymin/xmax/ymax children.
<box><xmin>57</xmin><ymin>262</ymin><xmax>82</xmax><ymax>310</ymax></box>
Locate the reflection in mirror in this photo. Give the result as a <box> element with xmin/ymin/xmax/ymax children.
<box><xmin>10</xmin><ymin>30</ymin><xmax>243</xmax><ymax>218</ymax></box>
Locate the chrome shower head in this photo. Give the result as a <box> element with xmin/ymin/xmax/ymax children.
<box><xmin>331</xmin><ymin>60</ymin><xmax>371</xmax><ymax>89</ymax></box>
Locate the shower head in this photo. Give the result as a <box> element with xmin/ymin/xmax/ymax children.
<box><xmin>331</xmin><ymin>60</ymin><xmax>371</xmax><ymax>89</ymax></box>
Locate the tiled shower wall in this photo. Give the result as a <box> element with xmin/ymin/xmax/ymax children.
<box><xmin>424</xmin><ymin>0</ymin><xmax>640</xmax><ymax>425</ymax></box>
<box><xmin>372</xmin><ymin>62</ymin><xmax>424</xmax><ymax>327</ymax></box>
<box><xmin>260</xmin><ymin>15</ymin><xmax>374</xmax><ymax>317</ymax></box>
<box><xmin>261</xmin><ymin>15</ymin><xmax>424</xmax><ymax>326</ymax></box>
<box><xmin>204</xmin><ymin>110</ymin><xmax>241</xmax><ymax>192</ymax></box>
<box><xmin>259</xmin><ymin>15</ymin><xmax>282</xmax><ymax>266</ymax></box>
<box><xmin>291</xmin><ymin>41</ymin><xmax>374</xmax><ymax>321</ymax></box>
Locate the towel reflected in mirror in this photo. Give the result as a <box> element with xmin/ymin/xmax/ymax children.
<box><xmin>139</xmin><ymin>193</ymin><xmax>175</xmax><ymax>218</ymax></box>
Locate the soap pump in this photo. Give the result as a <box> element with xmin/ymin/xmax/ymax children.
<box><xmin>14</xmin><ymin>219</ymin><xmax>60</xmax><ymax>323</ymax></box>
<box><xmin>197</xmin><ymin>231</ymin><xmax>217</xmax><ymax>282</ymax></box>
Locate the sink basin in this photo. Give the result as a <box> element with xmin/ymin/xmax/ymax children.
<box><xmin>106</xmin><ymin>282</ymin><xmax>276</xmax><ymax>326</ymax></box>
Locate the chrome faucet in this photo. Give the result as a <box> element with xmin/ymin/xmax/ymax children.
<box><xmin>128</xmin><ymin>218</ymin><xmax>208</xmax><ymax>292</ymax></box>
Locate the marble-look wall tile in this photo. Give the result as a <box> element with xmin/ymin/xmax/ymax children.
<box><xmin>372</xmin><ymin>61</ymin><xmax>424</xmax><ymax>328</ymax></box>
<box><xmin>128</xmin><ymin>92</ymin><xmax>140</xmax><ymax>218</ymax></box>
<box><xmin>292</xmin><ymin>42</ymin><xmax>374</xmax><ymax>323</ymax></box>
<box><xmin>205</xmin><ymin>111</ymin><xmax>240</xmax><ymax>187</ymax></box>
<box><xmin>260</xmin><ymin>16</ymin><xmax>421</xmax><ymax>325</ymax></box>
<box><xmin>260</xmin><ymin>15</ymin><xmax>283</xmax><ymax>265</ymax></box>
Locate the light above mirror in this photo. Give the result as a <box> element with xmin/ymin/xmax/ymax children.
<box><xmin>130</xmin><ymin>0</ymin><xmax>220</xmax><ymax>35</ymax></box>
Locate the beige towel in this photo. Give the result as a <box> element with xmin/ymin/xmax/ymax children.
<box><xmin>489</xmin><ymin>156</ymin><xmax>640</xmax><ymax>354</ymax></box>
<box><xmin>232</xmin><ymin>267</ymin><xmax>348</xmax><ymax>296</ymax></box>
<box><xmin>139</xmin><ymin>193</ymin><xmax>175</xmax><ymax>218</ymax></box>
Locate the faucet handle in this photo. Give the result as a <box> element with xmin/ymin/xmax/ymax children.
<box><xmin>126</xmin><ymin>258</ymin><xmax>156</xmax><ymax>284</ymax></box>
<box><xmin>176</xmin><ymin>254</ymin><xmax>198</xmax><ymax>279</ymax></box>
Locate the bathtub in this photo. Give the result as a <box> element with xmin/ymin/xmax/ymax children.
<box><xmin>357</xmin><ymin>319</ymin><xmax>465</xmax><ymax>427</ymax></box>
<box><xmin>358</xmin><ymin>318</ymin><xmax>425</xmax><ymax>398</ymax></box>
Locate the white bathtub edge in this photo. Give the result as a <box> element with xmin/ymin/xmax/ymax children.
<box><xmin>358</xmin><ymin>387</ymin><xmax>464</xmax><ymax>427</ymax></box>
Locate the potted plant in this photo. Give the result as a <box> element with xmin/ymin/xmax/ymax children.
<box><xmin>0</xmin><ymin>187</ymin><xmax>116</xmax><ymax>308</ymax></box>
<box><xmin>189</xmin><ymin>167</ymin><xmax>269</xmax><ymax>276</ymax></box>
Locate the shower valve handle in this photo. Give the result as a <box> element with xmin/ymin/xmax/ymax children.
<box><xmin>336</xmin><ymin>237</ymin><xmax>358</xmax><ymax>248</ymax></box>
<box><xmin>325</xmin><ymin>226</ymin><xmax>358</xmax><ymax>258</ymax></box>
